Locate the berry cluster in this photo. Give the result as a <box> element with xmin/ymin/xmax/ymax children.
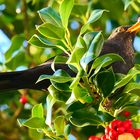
<box><xmin>88</xmin><ymin>119</ymin><xmax>140</xmax><ymax>140</ymax></box>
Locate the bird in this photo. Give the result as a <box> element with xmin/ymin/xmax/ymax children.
<box><xmin>0</xmin><ymin>21</ymin><xmax>140</xmax><ymax>91</ymax></box>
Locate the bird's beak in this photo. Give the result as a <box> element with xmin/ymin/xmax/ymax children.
<box><xmin>127</xmin><ymin>21</ymin><xmax>140</xmax><ymax>33</ymax></box>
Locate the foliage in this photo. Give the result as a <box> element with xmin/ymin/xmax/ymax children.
<box><xmin>0</xmin><ymin>0</ymin><xmax>140</xmax><ymax>140</ymax></box>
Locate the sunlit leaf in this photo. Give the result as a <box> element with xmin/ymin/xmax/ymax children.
<box><xmin>38</xmin><ymin>7</ymin><xmax>62</xmax><ymax>27</ymax></box>
<box><xmin>48</xmin><ymin>85</ymin><xmax>71</xmax><ymax>102</ymax></box>
<box><xmin>37</xmin><ymin>69</ymin><xmax>73</xmax><ymax>83</ymax></box>
<box><xmin>80</xmin><ymin>10</ymin><xmax>107</xmax><ymax>34</ymax></box>
<box><xmin>80</xmin><ymin>32</ymin><xmax>104</xmax><ymax>71</ymax></box>
<box><xmin>32</xmin><ymin>104</ymin><xmax>44</xmax><ymax>118</ymax></box>
<box><xmin>54</xmin><ymin>116</ymin><xmax>65</xmax><ymax>136</ymax></box>
<box><xmin>37</xmin><ymin>23</ymin><xmax>65</xmax><ymax>39</ymax></box>
<box><xmin>23</xmin><ymin>117</ymin><xmax>46</xmax><ymax>129</ymax></box>
<box><xmin>67</xmin><ymin>36</ymin><xmax>87</xmax><ymax>70</ymax></box>
<box><xmin>59</xmin><ymin>0</ymin><xmax>74</xmax><ymax>28</ymax></box>
<box><xmin>123</xmin><ymin>82</ymin><xmax>140</xmax><ymax>96</ymax></box>
<box><xmin>5</xmin><ymin>35</ymin><xmax>25</xmax><ymax>61</ymax></box>
<box><xmin>45</xmin><ymin>94</ymin><xmax>56</xmax><ymax>128</ymax></box>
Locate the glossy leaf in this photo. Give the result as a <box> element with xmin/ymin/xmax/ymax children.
<box><xmin>72</xmin><ymin>4</ymin><xmax>88</xmax><ymax>16</ymax></box>
<box><xmin>5</xmin><ymin>50</ymin><xmax>27</xmax><ymax>70</ymax></box>
<box><xmin>83</xmin><ymin>32</ymin><xmax>98</xmax><ymax>47</ymax></box>
<box><xmin>59</xmin><ymin>0</ymin><xmax>74</xmax><ymax>28</ymax></box>
<box><xmin>113</xmin><ymin>68</ymin><xmax>140</xmax><ymax>92</ymax></box>
<box><xmin>23</xmin><ymin>117</ymin><xmax>46</xmax><ymax>129</ymax></box>
<box><xmin>67</xmin><ymin>36</ymin><xmax>87</xmax><ymax>70</ymax></box>
<box><xmin>29</xmin><ymin>34</ymin><xmax>56</xmax><ymax>48</ymax></box>
<box><xmin>37</xmin><ymin>23</ymin><xmax>65</xmax><ymax>39</ymax></box>
<box><xmin>48</xmin><ymin>85</ymin><xmax>71</xmax><ymax>102</ymax></box>
<box><xmin>37</xmin><ymin>69</ymin><xmax>73</xmax><ymax>83</ymax></box>
<box><xmin>5</xmin><ymin>35</ymin><xmax>25</xmax><ymax>61</ymax></box>
<box><xmin>45</xmin><ymin>94</ymin><xmax>56</xmax><ymax>127</ymax></box>
<box><xmin>80</xmin><ymin>10</ymin><xmax>107</xmax><ymax>34</ymax></box>
<box><xmin>72</xmin><ymin>85</ymin><xmax>93</xmax><ymax>103</ymax></box>
<box><xmin>51</xmin><ymin>55</ymin><xmax>68</xmax><ymax>71</ymax></box>
<box><xmin>69</xmin><ymin>108</ymin><xmax>102</xmax><ymax>127</ymax></box>
<box><xmin>54</xmin><ymin>116</ymin><xmax>65</xmax><ymax>136</ymax></box>
<box><xmin>29</xmin><ymin>129</ymin><xmax>43</xmax><ymax>140</ymax></box>
<box><xmin>96</xmin><ymin>70</ymin><xmax>115</xmax><ymax>97</ymax></box>
<box><xmin>38</xmin><ymin>7</ymin><xmax>62</xmax><ymax>26</ymax></box>
<box><xmin>80</xmin><ymin>32</ymin><xmax>104</xmax><ymax>71</ymax></box>
<box><xmin>32</xmin><ymin>104</ymin><xmax>44</xmax><ymax>118</ymax></box>
<box><xmin>90</xmin><ymin>53</ymin><xmax>124</xmax><ymax>76</ymax></box>
<box><xmin>123</xmin><ymin>82</ymin><xmax>140</xmax><ymax>96</ymax></box>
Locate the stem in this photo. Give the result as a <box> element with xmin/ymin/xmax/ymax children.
<box><xmin>82</xmin><ymin>76</ymin><xmax>92</xmax><ymax>95</ymax></box>
<box><xmin>64</xmin><ymin>29</ymin><xmax>73</xmax><ymax>52</ymax></box>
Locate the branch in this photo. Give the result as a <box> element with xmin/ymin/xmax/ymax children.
<box><xmin>0</xmin><ymin>62</ymin><xmax>75</xmax><ymax>91</ymax></box>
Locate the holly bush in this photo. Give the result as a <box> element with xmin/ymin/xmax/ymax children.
<box><xmin>0</xmin><ymin>0</ymin><xmax>140</xmax><ymax>140</ymax></box>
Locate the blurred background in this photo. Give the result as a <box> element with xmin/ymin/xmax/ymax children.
<box><xmin>0</xmin><ymin>0</ymin><xmax>140</xmax><ymax>140</ymax></box>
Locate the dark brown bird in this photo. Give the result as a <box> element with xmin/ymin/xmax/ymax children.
<box><xmin>0</xmin><ymin>21</ymin><xmax>140</xmax><ymax>91</ymax></box>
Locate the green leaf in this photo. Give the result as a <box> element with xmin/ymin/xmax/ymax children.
<box><xmin>32</xmin><ymin>104</ymin><xmax>44</xmax><ymax>118</ymax></box>
<box><xmin>38</xmin><ymin>7</ymin><xmax>62</xmax><ymax>27</ymax></box>
<box><xmin>5</xmin><ymin>35</ymin><xmax>25</xmax><ymax>61</ymax></box>
<box><xmin>54</xmin><ymin>116</ymin><xmax>65</xmax><ymax>136</ymax></box>
<box><xmin>72</xmin><ymin>4</ymin><xmax>88</xmax><ymax>16</ymax></box>
<box><xmin>92</xmin><ymin>53</ymin><xmax>125</xmax><ymax>70</ymax></box>
<box><xmin>113</xmin><ymin>68</ymin><xmax>140</xmax><ymax>92</ymax></box>
<box><xmin>96</xmin><ymin>70</ymin><xmax>115</xmax><ymax>97</ymax></box>
<box><xmin>23</xmin><ymin>117</ymin><xmax>46</xmax><ymax>129</ymax></box>
<box><xmin>122</xmin><ymin>0</ymin><xmax>133</xmax><ymax>10</ymax></box>
<box><xmin>37</xmin><ymin>74</ymin><xmax>73</xmax><ymax>83</ymax></box>
<box><xmin>29</xmin><ymin>35</ymin><xmax>68</xmax><ymax>54</ymax></box>
<box><xmin>52</xmin><ymin>81</ymin><xmax>71</xmax><ymax>92</ymax></box>
<box><xmin>73</xmin><ymin>85</ymin><xmax>93</xmax><ymax>104</ymax></box>
<box><xmin>46</xmin><ymin>94</ymin><xmax>56</xmax><ymax>127</ymax></box>
<box><xmin>59</xmin><ymin>0</ymin><xmax>74</xmax><ymax>28</ymax></box>
<box><xmin>69</xmin><ymin>108</ymin><xmax>102</xmax><ymax>127</ymax></box>
<box><xmin>5</xmin><ymin>50</ymin><xmax>27</xmax><ymax>70</ymax></box>
<box><xmin>29</xmin><ymin>129</ymin><xmax>43</xmax><ymax>140</ymax></box>
<box><xmin>37</xmin><ymin>23</ymin><xmax>65</xmax><ymax>39</ymax></box>
<box><xmin>69</xmin><ymin>69</ymin><xmax>84</xmax><ymax>89</ymax></box>
<box><xmin>83</xmin><ymin>32</ymin><xmax>98</xmax><ymax>47</ymax></box>
<box><xmin>51</xmin><ymin>55</ymin><xmax>68</xmax><ymax>71</ymax></box>
<box><xmin>67</xmin><ymin>101</ymin><xmax>86</xmax><ymax>112</ymax></box>
<box><xmin>67</xmin><ymin>36</ymin><xmax>87</xmax><ymax>70</ymax></box>
<box><xmin>29</xmin><ymin>34</ymin><xmax>56</xmax><ymax>48</ymax></box>
<box><xmin>90</xmin><ymin>53</ymin><xmax>124</xmax><ymax>76</ymax></box>
<box><xmin>80</xmin><ymin>32</ymin><xmax>104</xmax><ymax>71</ymax></box>
<box><xmin>48</xmin><ymin>85</ymin><xmax>71</xmax><ymax>102</ymax></box>
<box><xmin>123</xmin><ymin>82</ymin><xmax>140</xmax><ymax>96</ymax></box>
<box><xmin>37</xmin><ymin>69</ymin><xmax>73</xmax><ymax>83</ymax></box>
<box><xmin>80</xmin><ymin>10</ymin><xmax>107</xmax><ymax>34</ymax></box>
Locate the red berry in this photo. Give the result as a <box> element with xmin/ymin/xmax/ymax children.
<box><xmin>123</xmin><ymin>120</ymin><xmax>132</xmax><ymax>130</ymax></box>
<box><xmin>101</xmin><ymin>135</ymin><xmax>107</xmax><ymax>140</ymax></box>
<box><xmin>88</xmin><ymin>136</ymin><xmax>101</xmax><ymax>140</ymax></box>
<box><xmin>109</xmin><ymin>130</ymin><xmax>118</xmax><ymax>140</ymax></box>
<box><xmin>117</xmin><ymin>127</ymin><xmax>125</xmax><ymax>134</ymax></box>
<box><xmin>105</xmin><ymin>126</ymin><xmax>110</xmax><ymax>135</ymax></box>
<box><xmin>109</xmin><ymin>120</ymin><xmax>122</xmax><ymax>130</ymax></box>
<box><xmin>123</xmin><ymin>111</ymin><xmax>130</xmax><ymax>117</ymax></box>
<box><xmin>19</xmin><ymin>96</ymin><xmax>28</xmax><ymax>104</ymax></box>
<box><xmin>134</xmin><ymin>129</ymin><xmax>140</xmax><ymax>139</ymax></box>
<box><xmin>126</xmin><ymin>128</ymin><xmax>135</xmax><ymax>134</ymax></box>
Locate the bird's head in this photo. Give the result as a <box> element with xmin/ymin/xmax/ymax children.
<box><xmin>108</xmin><ymin>20</ymin><xmax>140</xmax><ymax>44</ymax></box>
